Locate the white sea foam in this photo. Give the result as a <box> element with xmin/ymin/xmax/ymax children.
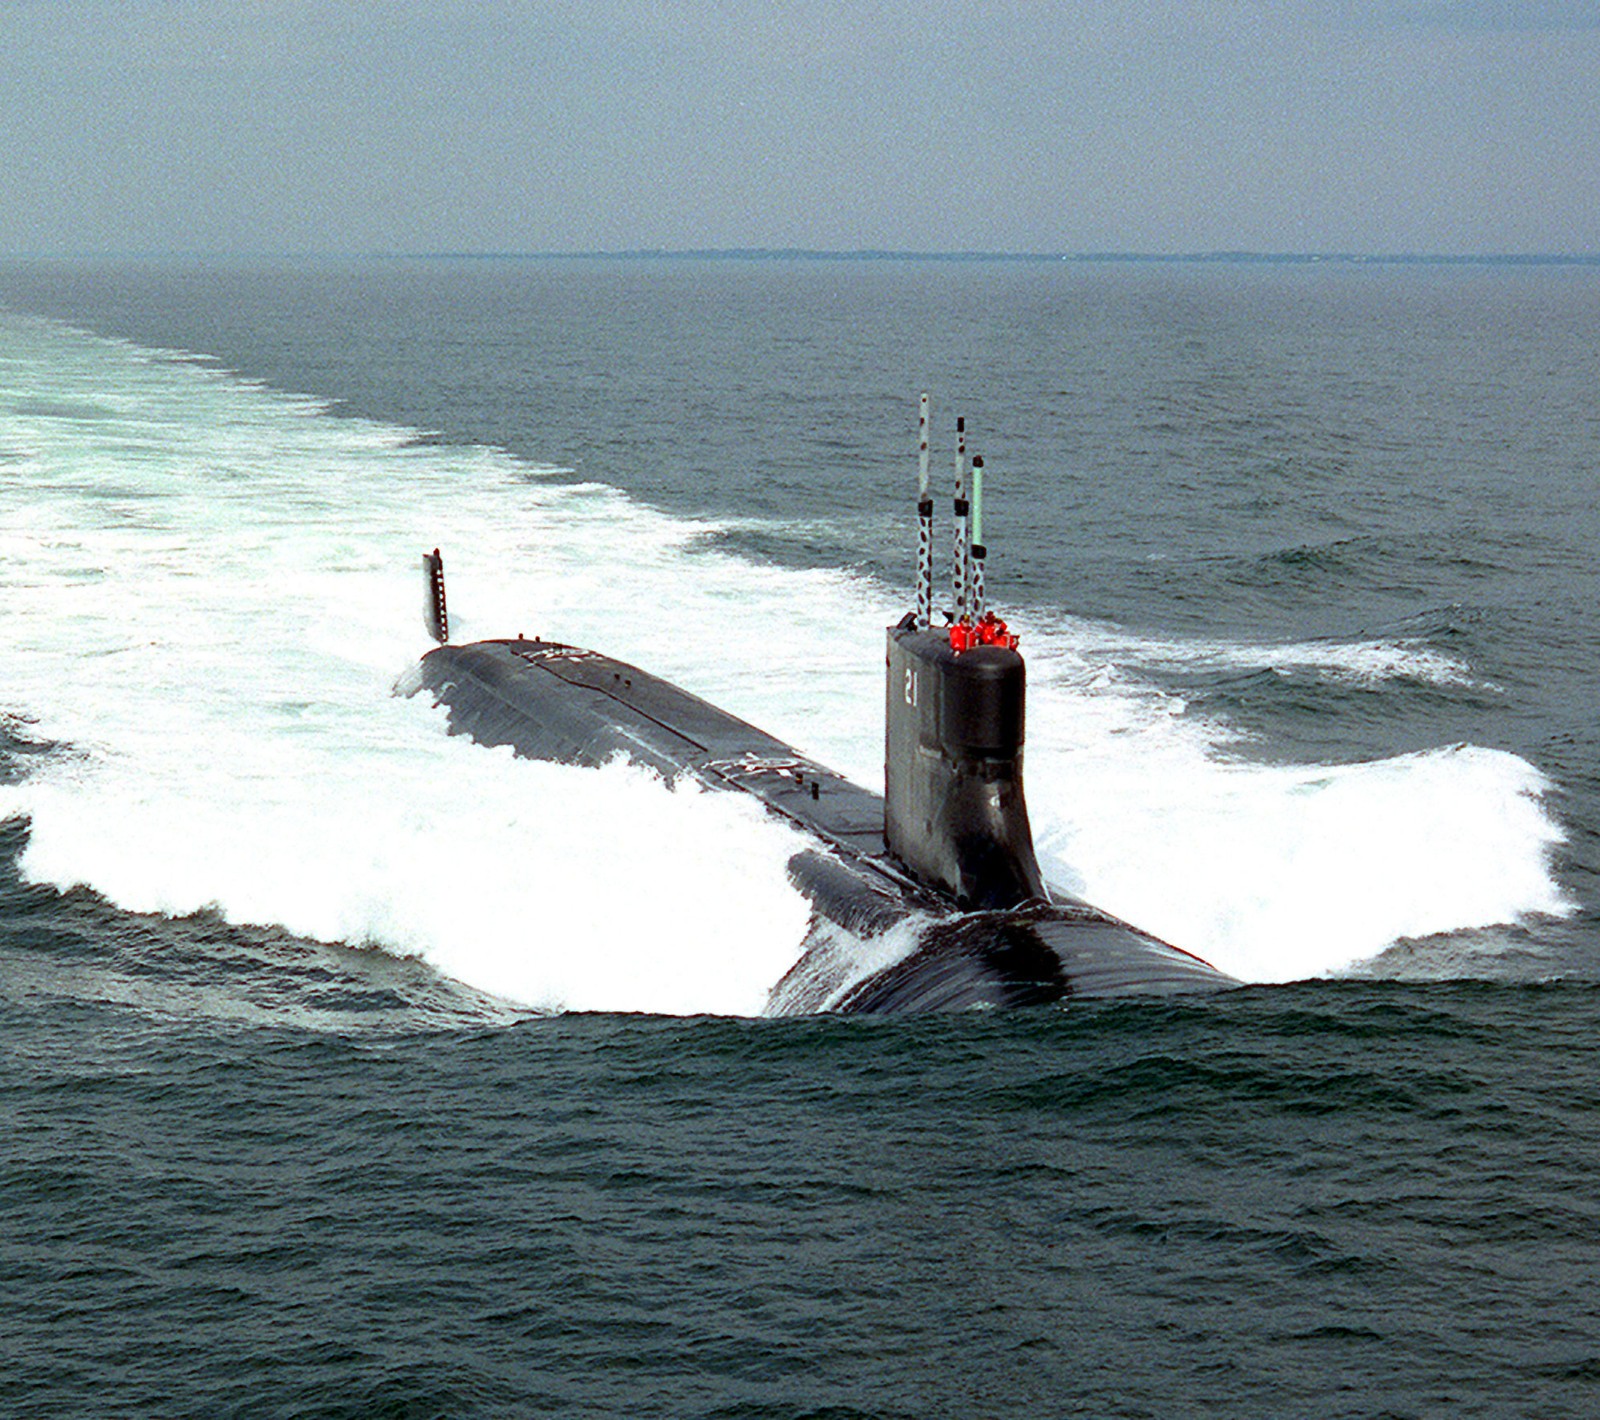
<box><xmin>1045</xmin><ymin>616</ymin><xmax>1477</xmax><ymax>690</ymax></box>
<box><xmin>0</xmin><ymin>314</ymin><xmax>1573</xmax><ymax>1009</ymax></box>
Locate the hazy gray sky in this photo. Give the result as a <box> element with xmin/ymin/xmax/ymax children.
<box><xmin>3</xmin><ymin>0</ymin><xmax>1597</xmax><ymax>256</ymax></box>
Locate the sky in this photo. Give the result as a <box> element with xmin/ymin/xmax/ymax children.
<box><xmin>1</xmin><ymin>0</ymin><xmax>1597</xmax><ymax>257</ymax></box>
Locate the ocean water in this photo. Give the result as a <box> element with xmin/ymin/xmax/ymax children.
<box><xmin>3</xmin><ymin>257</ymin><xmax>1599</xmax><ymax>1416</ymax></box>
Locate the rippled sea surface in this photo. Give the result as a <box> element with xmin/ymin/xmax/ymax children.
<box><xmin>3</xmin><ymin>257</ymin><xmax>1600</xmax><ymax>1416</ymax></box>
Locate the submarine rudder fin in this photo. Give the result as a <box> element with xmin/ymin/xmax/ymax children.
<box><xmin>423</xmin><ymin>547</ymin><xmax>449</xmax><ymax>645</ymax></box>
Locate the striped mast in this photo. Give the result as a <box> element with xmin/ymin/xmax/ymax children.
<box><xmin>916</xmin><ymin>394</ymin><xmax>933</xmax><ymax>628</ymax></box>
<box><xmin>952</xmin><ymin>417</ymin><xmax>970</xmax><ymax>625</ymax></box>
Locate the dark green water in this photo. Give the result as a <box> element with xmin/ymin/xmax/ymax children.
<box><xmin>7</xmin><ymin>937</ymin><xmax>1600</xmax><ymax>1417</ymax></box>
<box><xmin>4</xmin><ymin>258</ymin><xmax>1600</xmax><ymax>1415</ymax></box>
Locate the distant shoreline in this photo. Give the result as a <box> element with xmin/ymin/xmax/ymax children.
<box><xmin>3</xmin><ymin>249</ymin><xmax>1599</xmax><ymax>267</ymax></box>
<box><xmin>412</xmin><ymin>249</ymin><xmax>1600</xmax><ymax>267</ymax></box>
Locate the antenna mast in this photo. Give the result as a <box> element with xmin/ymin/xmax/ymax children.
<box><xmin>970</xmin><ymin>456</ymin><xmax>986</xmax><ymax>621</ymax></box>
<box><xmin>916</xmin><ymin>394</ymin><xmax>933</xmax><ymax>628</ymax></box>
<box><xmin>952</xmin><ymin>417</ymin><xmax>970</xmax><ymax>625</ymax></box>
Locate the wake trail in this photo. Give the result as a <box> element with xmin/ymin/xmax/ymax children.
<box><xmin>0</xmin><ymin>315</ymin><xmax>1572</xmax><ymax>1010</ymax></box>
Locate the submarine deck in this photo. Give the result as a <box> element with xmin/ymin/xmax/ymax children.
<box><xmin>412</xmin><ymin>637</ymin><xmax>923</xmax><ymax>887</ymax></box>
<box><xmin>407</xmin><ymin>636</ymin><xmax>1235</xmax><ymax>1001</ymax></box>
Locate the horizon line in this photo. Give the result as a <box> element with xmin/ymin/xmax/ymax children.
<box><xmin>3</xmin><ymin>248</ymin><xmax>1599</xmax><ymax>267</ymax></box>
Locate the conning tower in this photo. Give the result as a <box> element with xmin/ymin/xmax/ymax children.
<box><xmin>883</xmin><ymin>399</ymin><xmax>1046</xmax><ymax>911</ymax></box>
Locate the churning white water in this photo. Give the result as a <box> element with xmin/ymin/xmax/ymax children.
<box><xmin>0</xmin><ymin>315</ymin><xmax>1570</xmax><ymax>1010</ymax></box>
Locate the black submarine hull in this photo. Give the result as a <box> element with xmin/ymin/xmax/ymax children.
<box><xmin>401</xmin><ymin>637</ymin><xmax>1234</xmax><ymax>1013</ymax></box>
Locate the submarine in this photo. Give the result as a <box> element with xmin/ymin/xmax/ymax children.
<box><xmin>401</xmin><ymin>398</ymin><xmax>1234</xmax><ymax>1012</ymax></box>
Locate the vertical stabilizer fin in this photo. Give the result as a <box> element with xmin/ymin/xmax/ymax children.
<box><xmin>423</xmin><ymin>548</ymin><xmax>449</xmax><ymax>644</ymax></box>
